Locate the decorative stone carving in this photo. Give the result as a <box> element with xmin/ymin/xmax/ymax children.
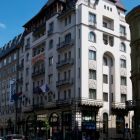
<box><xmin>89</xmin><ymin>79</ymin><xmax>97</xmax><ymax>89</ymax></box>
<box><xmin>88</xmin><ymin>60</ymin><xmax>96</xmax><ymax>70</ymax></box>
<box><xmin>120</xmin><ymin>68</ymin><xmax>127</xmax><ymax>76</ymax></box>
<box><xmin>120</xmin><ymin>85</ymin><xmax>127</xmax><ymax>94</ymax></box>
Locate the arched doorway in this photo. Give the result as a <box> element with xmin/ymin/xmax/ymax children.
<box><xmin>49</xmin><ymin>113</ymin><xmax>60</xmax><ymax>139</ymax></box>
<box><xmin>103</xmin><ymin>113</ymin><xmax>108</xmax><ymax>138</ymax></box>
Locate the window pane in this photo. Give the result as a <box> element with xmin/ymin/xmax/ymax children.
<box><xmin>103</xmin><ymin>92</ymin><xmax>108</xmax><ymax>102</ymax></box>
<box><xmin>121</xmin><ymin>94</ymin><xmax>126</xmax><ymax>103</ymax></box>
<box><xmin>89</xmin><ymin>89</ymin><xmax>96</xmax><ymax>99</ymax></box>
<box><xmin>89</xmin><ymin>50</ymin><xmax>96</xmax><ymax>60</ymax></box>
<box><xmin>120</xmin><ymin>59</ymin><xmax>126</xmax><ymax>68</ymax></box>
<box><xmin>121</xmin><ymin>76</ymin><xmax>127</xmax><ymax>85</ymax></box>
<box><xmin>103</xmin><ymin>74</ymin><xmax>108</xmax><ymax>84</ymax></box>
<box><xmin>89</xmin><ymin>69</ymin><xmax>96</xmax><ymax>80</ymax></box>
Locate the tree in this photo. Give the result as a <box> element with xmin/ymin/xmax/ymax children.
<box><xmin>44</xmin><ymin>116</ymin><xmax>50</xmax><ymax>139</ymax></box>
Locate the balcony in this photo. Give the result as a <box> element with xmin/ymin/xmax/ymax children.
<box><xmin>25</xmin><ymin>44</ymin><xmax>30</xmax><ymax>50</ymax></box>
<box><xmin>33</xmin><ymin>103</ymin><xmax>44</xmax><ymax>111</ymax></box>
<box><xmin>56</xmin><ymin>99</ymin><xmax>72</xmax><ymax>107</ymax></box>
<box><xmin>17</xmin><ymin>64</ymin><xmax>24</xmax><ymax>71</ymax></box>
<box><xmin>56</xmin><ymin>78</ymin><xmax>73</xmax><ymax>87</ymax></box>
<box><xmin>17</xmin><ymin>77</ymin><xmax>23</xmax><ymax>84</ymax></box>
<box><xmin>78</xmin><ymin>98</ymin><xmax>103</xmax><ymax>108</ymax></box>
<box><xmin>48</xmin><ymin>29</ymin><xmax>53</xmax><ymax>36</ymax></box>
<box><xmin>22</xmin><ymin>105</ymin><xmax>33</xmax><ymax>113</ymax></box>
<box><xmin>33</xmin><ymin>86</ymin><xmax>43</xmax><ymax>94</ymax></box>
<box><xmin>56</xmin><ymin>58</ymin><xmax>74</xmax><ymax>69</ymax></box>
<box><xmin>32</xmin><ymin>69</ymin><xmax>45</xmax><ymax>78</ymax></box>
<box><xmin>57</xmin><ymin>39</ymin><xmax>74</xmax><ymax>51</ymax></box>
<box><xmin>56</xmin><ymin>98</ymin><xmax>103</xmax><ymax>108</ymax></box>
<box><xmin>120</xmin><ymin>32</ymin><xmax>127</xmax><ymax>39</ymax></box>
<box><xmin>126</xmin><ymin>100</ymin><xmax>136</xmax><ymax>110</ymax></box>
<box><xmin>112</xmin><ymin>102</ymin><xmax>126</xmax><ymax>110</ymax></box>
<box><xmin>89</xmin><ymin>22</ymin><xmax>97</xmax><ymax>28</ymax></box>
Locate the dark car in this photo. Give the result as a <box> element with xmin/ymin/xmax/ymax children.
<box><xmin>4</xmin><ymin>134</ymin><xmax>26</xmax><ymax>140</ymax></box>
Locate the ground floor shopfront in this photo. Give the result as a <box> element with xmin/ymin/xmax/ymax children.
<box><xmin>0</xmin><ymin>100</ymin><xmax>134</xmax><ymax>140</ymax></box>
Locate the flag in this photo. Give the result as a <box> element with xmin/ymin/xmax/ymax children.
<box><xmin>12</xmin><ymin>92</ymin><xmax>22</xmax><ymax>101</ymax></box>
<box><xmin>40</xmin><ymin>84</ymin><xmax>50</xmax><ymax>93</ymax></box>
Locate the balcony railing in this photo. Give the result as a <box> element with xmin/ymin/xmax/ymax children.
<box><xmin>17</xmin><ymin>77</ymin><xmax>23</xmax><ymax>84</ymax></box>
<box><xmin>17</xmin><ymin>64</ymin><xmax>24</xmax><ymax>71</ymax></box>
<box><xmin>120</xmin><ymin>32</ymin><xmax>127</xmax><ymax>39</ymax></box>
<box><xmin>57</xmin><ymin>39</ymin><xmax>74</xmax><ymax>51</ymax></box>
<box><xmin>112</xmin><ymin>102</ymin><xmax>126</xmax><ymax>110</ymax></box>
<box><xmin>33</xmin><ymin>103</ymin><xmax>44</xmax><ymax>111</ymax></box>
<box><xmin>32</xmin><ymin>69</ymin><xmax>45</xmax><ymax>78</ymax></box>
<box><xmin>126</xmin><ymin>100</ymin><xmax>136</xmax><ymax>110</ymax></box>
<box><xmin>89</xmin><ymin>22</ymin><xmax>97</xmax><ymax>28</ymax></box>
<box><xmin>56</xmin><ymin>78</ymin><xmax>73</xmax><ymax>87</ymax></box>
<box><xmin>25</xmin><ymin>44</ymin><xmax>30</xmax><ymax>50</ymax></box>
<box><xmin>33</xmin><ymin>86</ymin><xmax>43</xmax><ymax>94</ymax></box>
<box><xmin>48</xmin><ymin>29</ymin><xmax>53</xmax><ymax>36</ymax></box>
<box><xmin>56</xmin><ymin>98</ymin><xmax>103</xmax><ymax>108</ymax></box>
<box><xmin>56</xmin><ymin>58</ymin><xmax>74</xmax><ymax>69</ymax></box>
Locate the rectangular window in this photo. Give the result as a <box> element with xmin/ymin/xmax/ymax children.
<box><xmin>89</xmin><ymin>50</ymin><xmax>96</xmax><ymax>60</ymax></box>
<box><xmin>89</xmin><ymin>69</ymin><xmax>96</xmax><ymax>80</ymax></box>
<box><xmin>120</xmin><ymin>59</ymin><xmax>126</xmax><ymax>68</ymax></box>
<box><xmin>89</xmin><ymin>89</ymin><xmax>96</xmax><ymax>99</ymax></box>
<box><xmin>121</xmin><ymin>76</ymin><xmax>127</xmax><ymax>86</ymax></box>
<box><xmin>65</xmin><ymin>18</ymin><xmax>67</xmax><ymax>26</ymax></box>
<box><xmin>68</xmin><ymin>89</ymin><xmax>71</xmax><ymax>99</ymax></box>
<box><xmin>68</xmin><ymin>15</ymin><xmax>71</xmax><ymax>24</ymax></box>
<box><xmin>25</xmin><ymin>83</ymin><xmax>29</xmax><ymax>91</ymax></box>
<box><xmin>49</xmin><ymin>56</ymin><xmax>53</xmax><ymax>66</ymax></box>
<box><xmin>64</xmin><ymin>90</ymin><xmax>67</xmax><ymax>100</ymax></box>
<box><xmin>103</xmin><ymin>16</ymin><xmax>114</xmax><ymax>30</ymax></box>
<box><xmin>121</xmin><ymin>94</ymin><xmax>126</xmax><ymax>103</ymax></box>
<box><xmin>64</xmin><ymin>71</ymin><xmax>67</xmax><ymax>80</ymax></box>
<box><xmin>120</xmin><ymin>25</ymin><xmax>126</xmax><ymax>36</ymax></box>
<box><xmin>26</xmin><ymin>68</ymin><xmax>29</xmax><ymax>76</ymax></box>
<box><xmin>48</xmin><ymin>74</ymin><xmax>53</xmax><ymax>84</ymax></box>
<box><xmin>89</xmin><ymin>13</ymin><xmax>96</xmax><ymax>24</ymax></box>
<box><xmin>49</xmin><ymin>22</ymin><xmax>54</xmax><ymax>31</ymax></box>
<box><xmin>65</xmin><ymin>33</ymin><xmax>71</xmax><ymax>43</ymax></box>
<box><xmin>103</xmin><ymin>92</ymin><xmax>108</xmax><ymax>102</ymax></box>
<box><xmin>103</xmin><ymin>74</ymin><xmax>108</xmax><ymax>84</ymax></box>
<box><xmin>68</xmin><ymin>70</ymin><xmax>71</xmax><ymax>79</ymax></box>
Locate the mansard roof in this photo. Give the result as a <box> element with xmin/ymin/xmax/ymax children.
<box><xmin>115</xmin><ymin>0</ymin><xmax>126</xmax><ymax>12</ymax></box>
<box><xmin>0</xmin><ymin>33</ymin><xmax>23</xmax><ymax>59</ymax></box>
<box><xmin>23</xmin><ymin>0</ymin><xmax>65</xmax><ymax>28</ymax></box>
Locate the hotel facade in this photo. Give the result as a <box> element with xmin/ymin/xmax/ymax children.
<box><xmin>0</xmin><ymin>0</ymin><xmax>134</xmax><ymax>139</ymax></box>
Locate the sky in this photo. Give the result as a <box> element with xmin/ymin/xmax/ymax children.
<box><xmin>0</xmin><ymin>0</ymin><xmax>139</xmax><ymax>47</ymax></box>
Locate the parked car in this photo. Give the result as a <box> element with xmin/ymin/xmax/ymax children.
<box><xmin>4</xmin><ymin>134</ymin><xmax>26</xmax><ymax>140</ymax></box>
<box><xmin>0</xmin><ymin>137</ymin><xmax>4</xmax><ymax>140</ymax></box>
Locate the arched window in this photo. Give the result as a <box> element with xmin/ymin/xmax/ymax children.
<box><xmin>49</xmin><ymin>39</ymin><xmax>53</xmax><ymax>49</ymax></box>
<box><xmin>120</xmin><ymin>42</ymin><xmax>126</xmax><ymax>52</ymax></box>
<box><xmin>103</xmin><ymin>113</ymin><xmax>108</xmax><ymax>134</ymax></box>
<box><xmin>89</xmin><ymin>31</ymin><xmax>96</xmax><ymax>42</ymax></box>
<box><xmin>116</xmin><ymin>116</ymin><xmax>125</xmax><ymax>134</ymax></box>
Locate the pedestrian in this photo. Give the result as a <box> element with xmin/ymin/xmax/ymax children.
<box><xmin>124</xmin><ymin>123</ymin><xmax>131</xmax><ymax>140</ymax></box>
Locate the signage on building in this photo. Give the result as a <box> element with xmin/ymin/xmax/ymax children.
<box><xmin>32</xmin><ymin>53</ymin><xmax>45</xmax><ymax>64</ymax></box>
<box><xmin>82</xmin><ymin>121</ymin><xmax>96</xmax><ymax>130</ymax></box>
